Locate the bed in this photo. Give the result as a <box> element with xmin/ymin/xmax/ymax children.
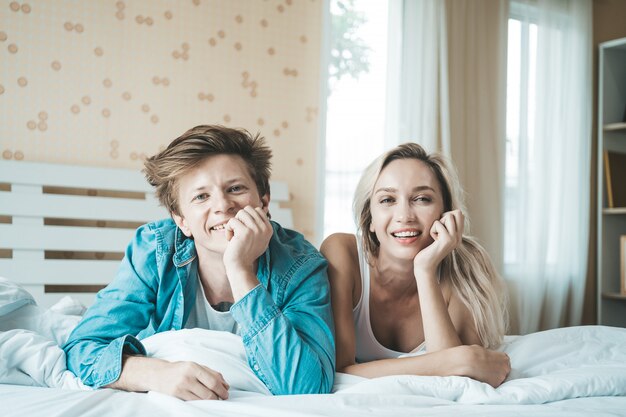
<box><xmin>1</xmin><ymin>161</ymin><xmax>626</xmax><ymax>417</ymax></box>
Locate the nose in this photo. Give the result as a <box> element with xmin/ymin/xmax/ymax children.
<box><xmin>213</xmin><ymin>191</ymin><xmax>236</xmax><ymax>214</ymax></box>
<box><xmin>395</xmin><ymin>200</ymin><xmax>415</xmax><ymax>222</ymax></box>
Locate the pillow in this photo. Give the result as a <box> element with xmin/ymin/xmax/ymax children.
<box><xmin>0</xmin><ymin>277</ymin><xmax>36</xmax><ymax>316</ymax></box>
<box><xmin>142</xmin><ymin>329</ymin><xmax>271</xmax><ymax>395</ymax></box>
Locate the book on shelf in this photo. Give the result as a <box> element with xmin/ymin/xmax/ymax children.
<box><xmin>604</xmin><ymin>122</ymin><xmax>626</xmax><ymax>131</ymax></box>
<box><xmin>604</xmin><ymin>150</ymin><xmax>626</xmax><ymax>208</ymax></box>
<box><xmin>622</xmin><ymin>235</ymin><xmax>626</xmax><ymax>295</ymax></box>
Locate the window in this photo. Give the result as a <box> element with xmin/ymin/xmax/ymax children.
<box><xmin>504</xmin><ymin>9</ymin><xmax>537</xmax><ymax>265</ymax></box>
<box><xmin>323</xmin><ymin>0</ymin><xmax>388</xmax><ymax>239</ymax></box>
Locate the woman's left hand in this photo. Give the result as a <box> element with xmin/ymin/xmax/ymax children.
<box><xmin>413</xmin><ymin>209</ymin><xmax>464</xmax><ymax>276</ymax></box>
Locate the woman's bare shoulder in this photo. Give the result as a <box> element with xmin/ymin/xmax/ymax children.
<box><xmin>320</xmin><ymin>233</ymin><xmax>359</xmax><ymax>268</ymax></box>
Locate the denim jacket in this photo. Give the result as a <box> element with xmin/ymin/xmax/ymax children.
<box><xmin>63</xmin><ymin>219</ymin><xmax>335</xmax><ymax>394</ymax></box>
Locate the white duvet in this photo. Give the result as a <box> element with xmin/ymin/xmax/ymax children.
<box><xmin>1</xmin><ymin>277</ymin><xmax>626</xmax><ymax>405</ymax></box>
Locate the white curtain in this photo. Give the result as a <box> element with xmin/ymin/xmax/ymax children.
<box><xmin>385</xmin><ymin>0</ymin><xmax>448</xmax><ymax>154</ymax></box>
<box><xmin>385</xmin><ymin>0</ymin><xmax>508</xmax><ymax>270</ymax></box>
<box><xmin>506</xmin><ymin>0</ymin><xmax>592</xmax><ymax>334</ymax></box>
<box><xmin>385</xmin><ymin>0</ymin><xmax>592</xmax><ymax>334</ymax></box>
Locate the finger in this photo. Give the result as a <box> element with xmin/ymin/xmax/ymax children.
<box><xmin>196</xmin><ymin>373</ymin><xmax>229</xmax><ymax>400</ymax></box>
<box><xmin>241</xmin><ymin>206</ymin><xmax>269</xmax><ymax>229</ymax></box>
<box><xmin>442</xmin><ymin>213</ymin><xmax>457</xmax><ymax>233</ymax></box>
<box><xmin>180</xmin><ymin>390</ymin><xmax>203</xmax><ymax>401</ymax></box>
<box><xmin>451</xmin><ymin>210</ymin><xmax>464</xmax><ymax>239</ymax></box>
<box><xmin>430</xmin><ymin>220</ymin><xmax>449</xmax><ymax>241</ymax></box>
<box><xmin>202</xmin><ymin>367</ymin><xmax>230</xmax><ymax>389</ymax></box>
<box><xmin>253</xmin><ymin>206</ymin><xmax>271</xmax><ymax>225</ymax></box>
<box><xmin>226</xmin><ymin>217</ymin><xmax>247</xmax><ymax>237</ymax></box>
<box><xmin>430</xmin><ymin>220</ymin><xmax>440</xmax><ymax>239</ymax></box>
<box><xmin>224</xmin><ymin>222</ymin><xmax>235</xmax><ymax>241</ymax></box>
<box><xmin>234</xmin><ymin>208</ymin><xmax>258</xmax><ymax>232</ymax></box>
<box><xmin>188</xmin><ymin>382</ymin><xmax>220</xmax><ymax>401</ymax></box>
<box><xmin>199</xmin><ymin>366</ymin><xmax>230</xmax><ymax>394</ymax></box>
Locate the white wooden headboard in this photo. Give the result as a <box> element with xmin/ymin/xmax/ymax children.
<box><xmin>0</xmin><ymin>160</ymin><xmax>293</xmax><ymax>308</ymax></box>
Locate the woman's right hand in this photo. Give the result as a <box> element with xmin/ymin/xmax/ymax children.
<box><xmin>413</xmin><ymin>209</ymin><xmax>465</xmax><ymax>277</ymax></box>
<box><xmin>452</xmin><ymin>345</ymin><xmax>511</xmax><ymax>388</ymax></box>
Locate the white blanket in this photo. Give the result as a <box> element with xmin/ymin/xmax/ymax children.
<box><xmin>335</xmin><ymin>326</ymin><xmax>626</xmax><ymax>404</ymax></box>
<box><xmin>1</xmin><ymin>277</ymin><xmax>626</xmax><ymax>405</ymax></box>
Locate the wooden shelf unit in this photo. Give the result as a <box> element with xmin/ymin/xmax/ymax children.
<box><xmin>597</xmin><ymin>37</ymin><xmax>626</xmax><ymax>327</ymax></box>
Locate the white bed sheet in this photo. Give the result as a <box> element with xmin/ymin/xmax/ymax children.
<box><xmin>2</xmin><ymin>277</ymin><xmax>626</xmax><ymax>417</ymax></box>
<box><xmin>3</xmin><ymin>384</ymin><xmax>626</xmax><ymax>417</ymax></box>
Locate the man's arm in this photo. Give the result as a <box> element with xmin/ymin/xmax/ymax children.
<box><xmin>229</xmin><ymin>254</ymin><xmax>336</xmax><ymax>395</ymax></box>
<box><xmin>222</xmin><ymin>207</ymin><xmax>335</xmax><ymax>394</ymax></box>
<box><xmin>63</xmin><ymin>224</ymin><xmax>159</xmax><ymax>388</ymax></box>
<box><xmin>64</xmin><ymin>223</ymin><xmax>231</xmax><ymax>400</ymax></box>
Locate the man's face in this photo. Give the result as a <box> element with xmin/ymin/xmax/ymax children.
<box><xmin>173</xmin><ymin>154</ymin><xmax>269</xmax><ymax>258</ymax></box>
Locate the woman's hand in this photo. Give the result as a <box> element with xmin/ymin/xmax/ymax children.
<box><xmin>413</xmin><ymin>209</ymin><xmax>464</xmax><ymax>277</ymax></box>
<box><xmin>452</xmin><ymin>345</ymin><xmax>511</xmax><ymax>388</ymax></box>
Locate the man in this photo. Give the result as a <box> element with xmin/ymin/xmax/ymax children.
<box><xmin>64</xmin><ymin>125</ymin><xmax>335</xmax><ymax>400</ymax></box>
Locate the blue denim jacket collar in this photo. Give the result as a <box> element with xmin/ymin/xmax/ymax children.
<box><xmin>173</xmin><ymin>226</ymin><xmax>196</xmax><ymax>267</ymax></box>
<box><xmin>172</xmin><ymin>222</ymin><xmax>271</xmax><ymax>278</ymax></box>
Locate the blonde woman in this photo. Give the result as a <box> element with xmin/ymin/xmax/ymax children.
<box><xmin>321</xmin><ymin>142</ymin><xmax>510</xmax><ymax>387</ymax></box>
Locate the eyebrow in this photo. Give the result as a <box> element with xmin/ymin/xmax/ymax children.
<box><xmin>373</xmin><ymin>185</ymin><xmax>436</xmax><ymax>194</ymax></box>
<box><xmin>190</xmin><ymin>177</ymin><xmax>246</xmax><ymax>192</ymax></box>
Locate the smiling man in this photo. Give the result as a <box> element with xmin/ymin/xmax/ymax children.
<box><xmin>63</xmin><ymin>125</ymin><xmax>335</xmax><ymax>400</ymax></box>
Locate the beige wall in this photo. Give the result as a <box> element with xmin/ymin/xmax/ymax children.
<box><xmin>584</xmin><ymin>0</ymin><xmax>626</xmax><ymax>324</ymax></box>
<box><xmin>0</xmin><ymin>0</ymin><xmax>324</xmax><ymax>241</ymax></box>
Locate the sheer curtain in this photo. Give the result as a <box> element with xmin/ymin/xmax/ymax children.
<box><xmin>384</xmin><ymin>0</ymin><xmax>448</xmax><ymax>154</ymax></box>
<box><xmin>385</xmin><ymin>0</ymin><xmax>508</xmax><ymax>270</ymax></box>
<box><xmin>384</xmin><ymin>0</ymin><xmax>592</xmax><ymax>334</ymax></box>
<box><xmin>506</xmin><ymin>0</ymin><xmax>592</xmax><ymax>334</ymax></box>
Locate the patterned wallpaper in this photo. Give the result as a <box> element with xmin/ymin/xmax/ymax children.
<box><xmin>0</xmin><ymin>0</ymin><xmax>324</xmax><ymax>240</ymax></box>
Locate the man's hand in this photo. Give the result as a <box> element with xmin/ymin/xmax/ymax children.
<box><xmin>108</xmin><ymin>356</ymin><xmax>230</xmax><ymax>401</ymax></box>
<box><xmin>222</xmin><ymin>205</ymin><xmax>273</xmax><ymax>299</ymax></box>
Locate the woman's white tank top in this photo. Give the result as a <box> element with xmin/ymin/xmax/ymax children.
<box><xmin>352</xmin><ymin>240</ymin><xmax>406</xmax><ymax>363</ymax></box>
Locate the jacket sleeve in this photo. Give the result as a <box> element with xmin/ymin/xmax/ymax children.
<box><xmin>62</xmin><ymin>225</ymin><xmax>161</xmax><ymax>388</ymax></box>
<box><xmin>229</xmin><ymin>253</ymin><xmax>336</xmax><ymax>395</ymax></box>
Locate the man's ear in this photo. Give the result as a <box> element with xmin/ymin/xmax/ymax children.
<box><xmin>172</xmin><ymin>212</ymin><xmax>192</xmax><ymax>237</ymax></box>
<box><xmin>260</xmin><ymin>193</ymin><xmax>270</xmax><ymax>214</ymax></box>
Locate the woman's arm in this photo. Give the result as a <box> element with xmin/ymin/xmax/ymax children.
<box><xmin>322</xmin><ymin>233</ymin><xmax>509</xmax><ymax>388</ymax></box>
<box><xmin>342</xmin><ymin>345</ymin><xmax>510</xmax><ymax>388</ymax></box>
<box><xmin>320</xmin><ymin>233</ymin><xmax>360</xmax><ymax>373</ymax></box>
<box><xmin>413</xmin><ymin>210</ymin><xmax>465</xmax><ymax>351</ymax></box>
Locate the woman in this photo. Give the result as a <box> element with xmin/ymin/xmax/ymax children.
<box><xmin>321</xmin><ymin>142</ymin><xmax>510</xmax><ymax>387</ymax></box>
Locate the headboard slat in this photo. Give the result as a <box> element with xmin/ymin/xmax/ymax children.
<box><xmin>1</xmin><ymin>191</ymin><xmax>167</xmax><ymax>222</ymax></box>
<box><xmin>0</xmin><ymin>161</ymin><xmax>294</xmax><ymax>308</ymax></box>
<box><xmin>0</xmin><ymin>259</ymin><xmax>119</xmax><ymax>285</ymax></box>
<box><xmin>0</xmin><ymin>224</ymin><xmax>137</xmax><ymax>252</ymax></box>
<box><xmin>0</xmin><ymin>160</ymin><xmax>154</xmax><ymax>192</ymax></box>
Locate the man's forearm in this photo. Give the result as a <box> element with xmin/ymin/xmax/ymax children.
<box><xmin>106</xmin><ymin>355</ymin><xmax>162</xmax><ymax>392</ymax></box>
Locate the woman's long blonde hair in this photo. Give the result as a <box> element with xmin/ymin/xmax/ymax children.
<box><xmin>353</xmin><ymin>142</ymin><xmax>508</xmax><ymax>348</ymax></box>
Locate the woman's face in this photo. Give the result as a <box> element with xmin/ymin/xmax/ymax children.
<box><xmin>369</xmin><ymin>158</ymin><xmax>445</xmax><ymax>261</ymax></box>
